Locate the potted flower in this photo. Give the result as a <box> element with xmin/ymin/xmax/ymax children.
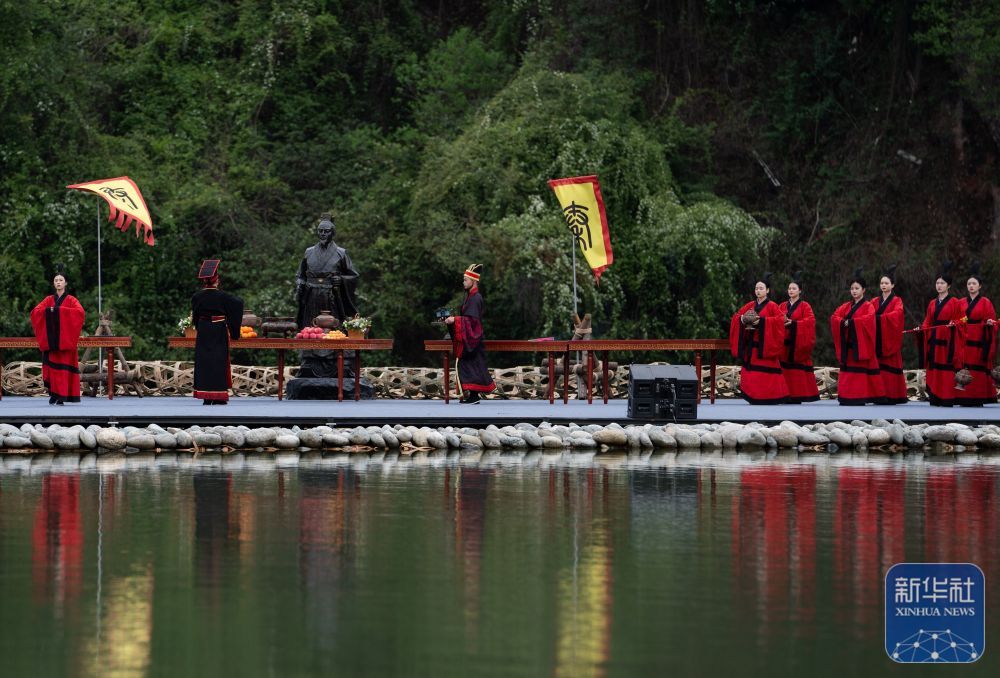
<box><xmin>342</xmin><ymin>314</ymin><xmax>372</xmax><ymax>339</ymax></box>
<box><xmin>178</xmin><ymin>313</ymin><xmax>195</xmax><ymax>338</ymax></box>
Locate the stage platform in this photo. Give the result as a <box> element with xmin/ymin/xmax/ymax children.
<box><xmin>0</xmin><ymin>396</ymin><xmax>997</xmax><ymax>427</ymax></box>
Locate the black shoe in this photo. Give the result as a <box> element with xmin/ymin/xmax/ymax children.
<box><xmin>203</xmin><ymin>400</ymin><xmax>212</xmax><ymax>406</ymax></box>
<box><xmin>56</xmin><ymin>399</ymin><xmax>64</xmax><ymax>406</ymax></box>
<box><xmin>49</xmin><ymin>396</ymin><xmax>56</xmax><ymax>405</ymax></box>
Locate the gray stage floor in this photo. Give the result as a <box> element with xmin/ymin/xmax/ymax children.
<box><xmin>0</xmin><ymin>395</ymin><xmax>997</xmax><ymax>426</ymax></box>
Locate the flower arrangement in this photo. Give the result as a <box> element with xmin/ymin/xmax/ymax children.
<box><xmin>177</xmin><ymin>313</ymin><xmax>193</xmax><ymax>334</ymax></box>
<box><xmin>342</xmin><ymin>315</ymin><xmax>372</xmax><ymax>333</ymax></box>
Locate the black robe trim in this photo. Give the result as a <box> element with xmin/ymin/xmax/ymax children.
<box><xmin>783</xmin><ymin>299</ymin><xmax>800</xmax><ymax>363</ymax></box>
<box><xmin>874</xmin><ymin>292</ymin><xmax>895</xmax><ymax>357</ymax></box>
<box><xmin>838</xmin><ymin>299</ymin><xmax>866</xmax><ymax>365</ymax></box>
<box><xmin>738</xmin><ymin>390</ymin><xmax>787</xmax><ymax>405</ymax></box>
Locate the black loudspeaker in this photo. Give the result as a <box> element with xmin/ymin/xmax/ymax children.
<box><xmin>627</xmin><ymin>364</ymin><xmax>698</xmax><ymax>420</ymax></box>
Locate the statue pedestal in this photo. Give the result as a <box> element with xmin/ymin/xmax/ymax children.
<box><xmin>288</xmin><ymin>353</ymin><xmax>373</xmax><ymax>399</ymax></box>
<box><xmin>285</xmin><ymin>377</ymin><xmax>374</xmax><ymax>400</ymax></box>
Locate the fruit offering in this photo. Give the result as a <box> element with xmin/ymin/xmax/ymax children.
<box><xmin>295</xmin><ymin>326</ymin><xmax>347</xmax><ymax>339</ymax></box>
<box><xmin>240</xmin><ymin>325</ymin><xmax>258</xmax><ymax>339</ymax></box>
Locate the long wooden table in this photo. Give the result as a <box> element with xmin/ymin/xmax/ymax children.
<box><xmin>426</xmin><ymin>338</ymin><xmax>730</xmax><ymax>405</ymax></box>
<box><xmin>0</xmin><ymin>336</ymin><xmax>133</xmax><ymax>400</ymax></box>
<box><xmin>424</xmin><ymin>340</ymin><xmax>570</xmax><ymax>404</ymax></box>
<box><xmin>168</xmin><ymin>337</ymin><xmax>393</xmax><ymax>401</ymax></box>
<box><xmin>567</xmin><ymin>339</ymin><xmax>731</xmax><ymax>404</ymax></box>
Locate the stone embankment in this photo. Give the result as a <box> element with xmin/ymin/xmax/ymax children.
<box><xmin>2</xmin><ymin>419</ymin><xmax>999</xmax><ymax>456</ymax></box>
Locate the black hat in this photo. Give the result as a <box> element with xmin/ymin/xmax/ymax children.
<box><xmin>882</xmin><ymin>263</ymin><xmax>898</xmax><ymax>284</ymax></box>
<box><xmin>198</xmin><ymin>259</ymin><xmax>220</xmax><ymax>280</ymax></box>
<box><xmin>968</xmin><ymin>261</ymin><xmax>983</xmax><ymax>285</ymax></box>
<box><xmin>848</xmin><ymin>267</ymin><xmax>866</xmax><ymax>289</ymax></box>
<box><xmin>936</xmin><ymin>261</ymin><xmax>953</xmax><ymax>285</ymax></box>
<box><xmin>789</xmin><ymin>270</ymin><xmax>804</xmax><ymax>288</ymax></box>
<box><xmin>755</xmin><ymin>272</ymin><xmax>772</xmax><ymax>289</ymax></box>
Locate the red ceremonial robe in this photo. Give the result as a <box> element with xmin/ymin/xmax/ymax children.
<box><xmin>30</xmin><ymin>294</ymin><xmax>85</xmax><ymax>402</ymax></box>
<box><xmin>871</xmin><ymin>293</ymin><xmax>907</xmax><ymax>404</ymax></box>
<box><xmin>729</xmin><ymin>298</ymin><xmax>788</xmax><ymax>404</ymax></box>
<box><xmin>958</xmin><ymin>294</ymin><xmax>998</xmax><ymax>406</ymax></box>
<box><xmin>919</xmin><ymin>295</ymin><xmax>966</xmax><ymax>406</ymax></box>
<box><xmin>831</xmin><ymin>298</ymin><xmax>885</xmax><ymax>405</ymax></box>
<box><xmin>777</xmin><ymin>299</ymin><xmax>819</xmax><ymax>403</ymax></box>
<box><xmin>452</xmin><ymin>286</ymin><xmax>496</xmax><ymax>394</ymax></box>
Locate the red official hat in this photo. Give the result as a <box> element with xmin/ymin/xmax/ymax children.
<box><xmin>464</xmin><ymin>263</ymin><xmax>483</xmax><ymax>281</ymax></box>
<box><xmin>198</xmin><ymin>259</ymin><xmax>221</xmax><ymax>280</ymax></box>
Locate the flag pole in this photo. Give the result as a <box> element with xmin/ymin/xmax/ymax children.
<box><xmin>571</xmin><ymin>234</ymin><xmax>578</xmax><ymax>318</ymax></box>
<box><xmin>97</xmin><ymin>200</ymin><xmax>102</xmax><ymax>316</ymax></box>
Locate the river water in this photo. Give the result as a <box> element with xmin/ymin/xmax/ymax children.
<box><xmin>0</xmin><ymin>449</ymin><xmax>997</xmax><ymax>676</ymax></box>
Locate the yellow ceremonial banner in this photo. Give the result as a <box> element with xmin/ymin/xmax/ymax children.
<box><xmin>67</xmin><ymin>176</ymin><xmax>155</xmax><ymax>246</ymax></box>
<box><xmin>547</xmin><ymin>175</ymin><xmax>613</xmax><ymax>281</ymax></box>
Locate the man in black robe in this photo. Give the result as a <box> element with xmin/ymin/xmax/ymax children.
<box><xmin>192</xmin><ymin>259</ymin><xmax>244</xmax><ymax>404</ymax></box>
<box><xmin>295</xmin><ymin>214</ymin><xmax>359</xmax><ymax>329</ymax></box>
<box><xmin>445</xmin><ymin>264</ymin><xmax>496</xmax><ymax>403</ymax></box>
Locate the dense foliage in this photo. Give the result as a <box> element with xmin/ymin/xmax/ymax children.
<box><xmin>1</xmin><ymin>0</ymin><xmax>997</xmax><ymax>365</ymax></box>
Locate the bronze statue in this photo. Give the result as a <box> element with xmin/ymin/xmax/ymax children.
<box><xmin>295</xmin><ymin>213</ymin><xmax>359</xmax><ymax>329</ymax></box>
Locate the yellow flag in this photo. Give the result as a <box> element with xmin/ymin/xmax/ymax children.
<box><xmin>67</xmin><ymin>176</ymin><xmax>155</xmax><ymax>246</ymax></box>
<box><xmin>548</xmin><ymin>175</ymin><xmax>612</xmax><ymax>281</ymax></box>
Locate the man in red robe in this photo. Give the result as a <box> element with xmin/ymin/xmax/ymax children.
<box><xmin>445</xmin><ymin>263</ymin><xmax>496</xmax><ymax>404</ymax></box>
<box><xmin>830</xmin><ymin>270</ymin><xmax>885</xmax><ymax>405</ymax></box>
<box><xmin>729</xmin><ymin>274</ymin><xmax>788</xmax><ymax>404</ymax></box>
<box><xmin>30</xmin><ymin>269</ymin><xmax>85</xmax><ymax>405</ymax></box>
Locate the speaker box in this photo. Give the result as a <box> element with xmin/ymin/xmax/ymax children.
<box><xmin>627</xmin><ymin>364</ymin><xmax>698</xmax><ymax>421</ymax></box>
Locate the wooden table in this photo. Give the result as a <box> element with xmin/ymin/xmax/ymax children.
<box><xmin>424</xmin><ymin>340</ymin><xmax>571</xmax><ymax>404</ymax></box>
<box><xmin>0</xmin><ymin>336</ymin><xmax>133</xmax><ymax>400</ymax></box>
<box><xmin>566</xmin><ymin>339</ymin><xmax>731</xmax><ymax>404</ymax></box>
<box><xmin>168</xmin><ymin>337</ymin><xmax>393</xmax><ymax>401</ymax></box>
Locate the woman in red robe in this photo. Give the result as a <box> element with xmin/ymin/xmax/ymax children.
<box><xmin>870</xmin><ymin>265</ymin><xmax>907</xmax><ymax>404</ymax></box>
<box><xmin>729</xmin><ymin>274</ymin><xmax>788</xmax><ymax>404</ymax></box>
<box><xmin>958</xmin><ymin>266</ymin><xmax>997</xmax><ymax>406</ymax></box>
<box><xmin>778</xmin><ymin>273</ymin><xmax>819</xmax><ymax>403</ymax></box>
<box><xmin>830</xmin><ymin>269</ymin><xmax>885</xmax><ymax>405</ymax></box>
<box><xmin>916</xmin><ymin>266</ymin><xmax>966</xmax><ymax>406</ymax></box>
<box><xmin>30</xmin><ymin>270</ymin><xmax>85</xmax><ymax>405</ymax></box>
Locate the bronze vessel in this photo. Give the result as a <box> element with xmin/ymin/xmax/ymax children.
<box><xmin>312</xmin><ymin>310</ymin><xmax>340</xmax><ymax>330</ymax></box>
<box><xmin>261</xmin><ymin>316</ymin><xmax>298</xmax><ymax>338</ymax></box>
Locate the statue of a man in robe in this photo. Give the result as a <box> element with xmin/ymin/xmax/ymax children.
<box><xmin>295</xmin><ymin>213</ymin><xmax>359</xmax><ymax>328</ymax></box>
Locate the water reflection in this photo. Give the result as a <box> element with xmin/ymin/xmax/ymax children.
<box><xmin>554</xmin><ymin>467</ymin><xmax>613</xmax><ymax>678</ymax></box>
<box><xmin>32</xmin><ymin>474</ymin><xmax>82</xmax><ymax>613</ymax></box>
<box><xmin>454</xmin><ymin>467</ymin><xmax>490</xmax><ymax>643</ymax></box>
<box><xmin>733</xmin><ymin>467</ymin><xmax>817</xmax><ymax>640</ymax></box>
<box><xmin>833</xmin><ymin>467</ymin><xmax>904</xmax><ymax>638</ymax></box>
<box><xmin>0</xmin><ymin>451</ymin><xmax>997</xmax><ymax>676</ymax></box>
<box><xmin>86</xmin><ymin>567</ymin><xmax>154</xmax><ymax>676</ymax></box>
<box><xmin>299</xmin><ymin>468</ymin><xmax>361</xmax><ymax>640</ymax></box>
<box><xmin>194</xmin><ymin>473</ymin><xmax>234</xmax><ymax>595</ymax></box>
